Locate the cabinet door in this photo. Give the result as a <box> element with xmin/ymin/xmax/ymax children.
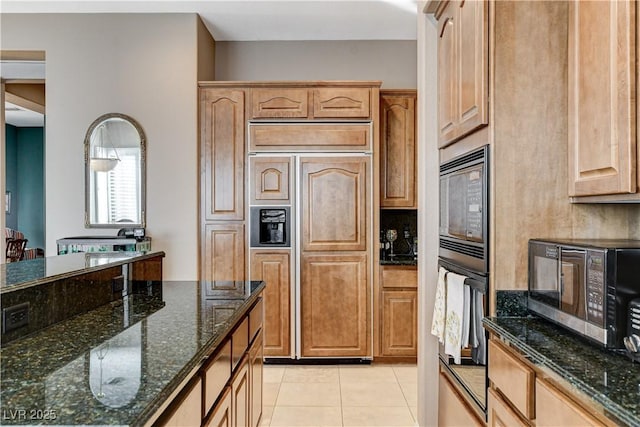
<box><xmin>250</xmin><ymin>124</ymin><xmax>370</xmax><ymax>152</ymax></box>
<box><xmin>251</xmin><ymin>88</ymin><xmax>308</xmax><ymax>119</ymax></box>
<box><xmin>205</xmin><ymin>386</ymin><xmax>232</xmax><ymax>427</ymax></box>
<box><xmin>232</xmin><ymin>357</ymin><xmax>250</xmax><ymax>427</ymax></box>
<box><xmin>202</xmin><ymin>223</ymin><xmax>245</xmax><ymax>282</ymax></box>
<box><xmin>250</xmin><ymin>250</ymin><xmax>291</xmax><ymax>357</ymax></box>
<box><xmin>457</xmin><ymin>0</ymin><xmax>489</xmax><ymax>140</ymax></box>
<box><xmin>300</xmin><ymin>157</ymin><xmax>369</xmax><ymax>252</ymax></box>
<box><xmin>535</xmin><ymin>379</ymin><xmax>600</xmax><ymax>427</ymax></box>
<box><xmin>380</xmin><ymin>92</ymin><xmax>417</xmax><ymax>208</ymax></box>
<box><xmin>162</xmin><ymin>378</ymin><xmax>202</xmax><ymax>427</ymax></box>
<box><xmin>249</xmin><ymin>331</ymin><xmax>263</xmax><ymax>427</ymax></box>
<box><xmin>300</xmin><ymin>253</ymin><xmax>370</xmax><ymax>357</ymax></box>
<box><xmin>438</xmin><ymin>372</ymin><xmax>484</xmax><ymax>427</ymax></box>
<box><xmin>313</xmin><ymin>88</ymin><xmax>371</xmax><ymax>118</ymax></box>
<box><xmin>487</xmin><ymin>388</ymin><xmax>528</xmax><ymax>427</ymax></box>
<box><xmin>249</xmin><ymin>156</ymin><xmax>291</xmax><ymax>204</ymax></box>
<box><xmin>437</xmin><ymin>1</ymin><xmax>458</xmax><ymax>146</ymax></box>
<box><xmin>381</xmin><ymin>290</ymin><xmax>417</xmax><ymax>357</ymax></box>
<box><xmin>568</xmin><ymin>0</ymin><xmax>636</xmax><ymax>196</ymax></box>
<box><xmin>201</xmin><ymin>89</ymin><xmax>245</xmax><ymax>220</ymax></box>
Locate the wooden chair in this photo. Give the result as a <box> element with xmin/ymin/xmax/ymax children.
<box><xmin>6</xmin><ymin>238</ymin><xmax>28</xmax><ymax>262</ymax></box>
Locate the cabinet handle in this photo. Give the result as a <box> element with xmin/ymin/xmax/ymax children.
<box><xmin>439</xmin><ymin>17</ymin><xmax>453</xmax><ymax>38</ymax></box>
<box><xmin>459</xmin><ymin>0</ymin><xmax>465</xmax><ymax>8</ymax></box>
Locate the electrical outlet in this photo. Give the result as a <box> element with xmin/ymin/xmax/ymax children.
<box><xmin>2</xmin><ymin>302</ymin><xmax>29</xmax><ymax>333</ymax></box>
<box><xmin>112</xmin><ymin>275</ymin><xmax>125</xmax><ymax>294</ymax></box>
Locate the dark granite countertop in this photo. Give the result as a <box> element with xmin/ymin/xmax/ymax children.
<box><xmin>0</xmin><ymin>280</ymin><xmax>265</xmax><ymax>426</ymax></box>
<box><xmin>380</xmin><ymin>255</ymin><xmax>417</xmax><ymax>266</ymax></box>
<box><xmin>484</xmin><ymin>316</ymin><xmax>640</xmax><ymax>427</ymax></box>
<box><xmin>1</xmin><ymin>251</ymin><xmax>166</xmax><ymax>294</ymax></box>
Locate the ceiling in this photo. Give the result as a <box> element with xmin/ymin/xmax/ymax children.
<box><xmin>1</xmin><ymin>0</ymin><xmax>418</xmax><ymax>41</ymax></box>
<box><xmin>5</xmin><ymin>101</ymin><xmax>44</xmax><ymax>127</ymax></box>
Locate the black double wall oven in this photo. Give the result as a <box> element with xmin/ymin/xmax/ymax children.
<box><xmin>438</xmin><ymin>145</ymin><xmax>489</xmax><ymax>419</ymax></box>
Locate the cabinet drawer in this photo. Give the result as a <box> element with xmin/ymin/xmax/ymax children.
<box><xmin>535</xmin><ymin>379</ymin><xmax>600</xmax><ymax>427</ymax></box>
<box><xmin>249</xmin><ymin>124</ymin><xmax>370</xmax><ymax>152</ymax></box>
<box><xmin>313</xmin><ymin>88</ymin><xmax>371</xmax><ymax>118</ymax></box>
<box><xmin>381</xmin><ymin>266</ymin><xmax>417</xmax><ymax>288</ymax></box>
<box><xmin>488</xmin><ymin>339</ymin><xmax>535</xmax><ymax>419</ymax></box>
<box><xmin>249</xmin><ymin>297</ymin><xmax>264</xmax><ymax>343</ymax></box>
<box><xmin>488</xmin><ymin>388</ymin><xmax>528</xmax><ymax>427</ymax></box>
<box><xmin>251</xmin><ymin>88</ymin><xmax>309</xmax><ymax>119</ymax></box>
<box><xmin>161</xmin><ymin>377</ymin><xmax>202</xmax><ymax>427</ymax></box>
<box><xmin>204</xmin><ymin>340</ymin><xmax>232</xmax><ymax>416</ymax></box>
<box><xmin>232</xmin><ymin>318</ymin><xmax>249</xmax><ymax>371</ymax></box>
<box><xmin>438</xmin><ymin>372</ymin><xmax>484</xmax><ymax>427</ymax></box>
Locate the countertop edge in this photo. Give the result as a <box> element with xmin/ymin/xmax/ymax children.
<box><xmin>483</xmin><ymin>317</ymin><xmax>638</xmax><ymax>427</ymax></box>
<box><xmin>0</xmin><ymin>251</ymin><xmax>166</xmax><ymax>295</ymax></box>
<box><xmin>135</xmin><ymin>281</ymin><xmax>266</xmax><ymax>426</ymax></box>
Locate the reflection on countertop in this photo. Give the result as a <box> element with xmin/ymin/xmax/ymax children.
<box><xmin>484</xmin><ymin>316</ymin><xmax>640</xmax><ymax>427</ymax></box>
<box><xmin>0</xmin><ymin>251</ymin><xmax>165</xmax><ymax>293</ymax></box>
<box><xmin>0</xmin><ymin>280</ymin><xmax>265</xmax><ymax>426</ymax></box>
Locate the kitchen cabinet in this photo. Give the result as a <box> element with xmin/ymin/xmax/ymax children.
<box><xmin>204</xmin><ymin>341</ymin><xmax>232</xmax><ymax>416</ymax></box>
<box><xmin>200</xmin><ymin>87</ymin><xmax>246</xmax><ymax>281</ymax></box>
<box><xmin>251</xmin><ymin>88</ymin><xmax>309</xmax><ymax>119</ymax></box>
<box><xmin>202</xmin><ymin>223</ymin><xmax>245</xmax><ymax>282</ymax></box>
<box><xmin>231</xmin><ymin>356</ymin><xmax>250</xmax><ymax>427</ymax></box>
<box><xmin>487</xmin><ymin>388</ymin><xmax>528</xmax><ymax>427</ymax></box>
<box><xmin>161</xmin><ymin>378</ymin><xmax>203</xmax><ymax>427</ymax></box>
<box><xmin>436</xmin><ymin>0</ymin><xmax>489</xmax><ymax>148</ymax></box>
<box><xmin>300</xmin><ymin>252</ymin><xmax>370</xmax><ymax>357</ymax></box>
<box><xmin>438</xmin><ymin>371</ymin><xmax>484</xmax><ymax>427</ymax></box>
<box><xmin>312</xmin><ymin>87</ymin><xmax>371</xmax><ymax>118</ymax></box>
<box><xmin>249</xmin><ymin>156</ymin><xmax>291</xmax><ymax>204</ymax></box>
<box><xmin>535</xmin><ymin>378</ymin><xmax>600</xmax><ymax>427</ymax></box>
<box><xmin>300</xmin><ymin>156</ymin><xmax>369</xmax><ymax>252</ymax></box>
<box><xmin>380</xmin><ymin>90</ymin><xmax>417</xmax><ymax>208</ymax></box>
<box><xmin>568</xmin><ymin>0</ymin><xmax>638</xmax><ymax>200</ymax></box>
<box><xmin>378</xmin><ymin>265</ymin><xmax>417</xmax><ymax>358</ymax></box>
<box><xmin>250</xmin><ymin>250</ymin><xmax>291</xmax><ymax>357</ymax></box>
<box><xmin>205</xmin><ymin>387</ymin><xmax>232</xmax><ymax>427</ymax></box>
<box><xmin>488</xmin><ymin>339</ymin><xmax>534</xmax><ymax>420</ymax></box>
<box><xmin>249</xmin><ymin>330</ymin><xmax>263</xmax><ymax>427</ymax></box>
<box><xmin>249</xmin><ymin>123</ymin><xmax>371</xmax><ymax>152</ymax></box>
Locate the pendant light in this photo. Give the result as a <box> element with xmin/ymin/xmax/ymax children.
<box><xmin>90</xmin><ymin>123</ymin><xmax>120</xmax><ymax>172</ymax></box>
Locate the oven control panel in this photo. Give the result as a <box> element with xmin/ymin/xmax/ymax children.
<box><xmin>586</xmin><ymin>250</ymin><xmax>605</xmax><ymax>327</ymax></box>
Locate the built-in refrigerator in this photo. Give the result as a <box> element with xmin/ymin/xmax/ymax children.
<box><xmin>247</xmin><ymin>122</ymin><xmax>373</xmax><ymax>360</ymax></box>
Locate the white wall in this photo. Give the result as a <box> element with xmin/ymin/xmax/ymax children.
<box><xmin>215</xmin><ymin>40</ymin><xmax>417</xmax><ymax>88</ymax></box>
<box><xmin>1</xmin><ymin>13</ymin><xmax>203</xmax><ymax>280</ymax></box>
<box><xmin>417</xmin><ymin>4</ymin><xmax>439</xmax><ymax>426</ymax></box>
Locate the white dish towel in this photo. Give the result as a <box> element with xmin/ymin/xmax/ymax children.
<box><xmin>431</xmin><ymin>266</ymin><xmax>448</xmax><ymax>343</ymax></box>
<box><xmin>444</xmin><ymin>271</ymin><xmax>467</xmax><ymax>364</ymax></box>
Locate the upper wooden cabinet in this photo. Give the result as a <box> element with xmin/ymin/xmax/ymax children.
<box><xmin>380</xmin><ymin>90</ymin><xmax>417</xmax><ymax>208</ymax></box>
<box><xmin>313</xmin><ymin>88</ymin><xmax>371</xmax><ymax>119</ymax></box>
<box><xmin>249</xmin><ymin>123</ymin><xmax>371</xmax><ymax>152</ymax></box>
<box><xmin>251</xmin><ymin>88</ymin><xmax>309</xmax><ymax>119</ymax></box>
<box><xmin>249</xmin><ymin>156</ymin><xmax>291</xmax><ymax>204</ymax></box>
<box><xmin>437</xmin><ymin>0</ymin><xmax>489</xmax><ymax>148</ymax></box>
<box><xmin>201</xmin><ymin>89</ymin><xmax>245</xmax><ymax>220</ymax></box>
<box><xmin>568</xmin><ymin>0</ymin><xmax>638</xmax><ymax>200</ymax></box>
<box><xmin>300</xmin><ymin>156</ymin><xmax>369</xmax><ymax>252</ymax></box>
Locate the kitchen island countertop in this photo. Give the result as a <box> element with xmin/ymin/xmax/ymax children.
<box><xmin>484</xmin><ymin>316</ymin><xmax>640</xmax><ymax>427</ymax></box>
<box><xmin>0</xmin><ymin>280</ymin><xmax>265</xmax><ymax>426</ymax></box>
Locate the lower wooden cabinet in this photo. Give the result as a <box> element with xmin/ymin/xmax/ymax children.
<box><xmin>378</xmin><ymin>265</ymin><xmax>417</xmax><ymax>359</ymax></box>
<box><xmin>249</xmin><ymin>331</ymin><xmax>264</xmax><ymax>427</ymax></box>
<box><xmin>535</xmin><ymin>379</ymin><xmax>600</xmax><ymax>427</ymax></box>
<box><xmin>488</xmin><ymin>339</ymin><xmax>534</xmax><ymax>420</ymax></box>
<box><xmin>161</xmin><ymin>378</ymin><xmax>203</xmax><ymax>427</ymax></box>
<box><xmin>381</xmin><ymin>290</ymin><xmax>417</xmax><ymax>356</ymax></box>
<box><xmin>232</xmin><ymin>356</ymin><xmax>250</xmax><ymax>427</ymax></box>
<box><xmin>205</xmin><ymin>386</ymin><xmax>232</xmax><ymax>427</ymax></box>
<box><xmin>438</xmin><ymin>372</ymin><xmax>484</xmax><ymax>427</ymax></box>
<box><xmin>250</xmin><ymin>250</ymin><xmax>290</xmax><ymax>357</ymax></box>
<box><xmin>488</xmin><ymin>388</ymin><xmax>528</xmax><ymax>427</ymax></box>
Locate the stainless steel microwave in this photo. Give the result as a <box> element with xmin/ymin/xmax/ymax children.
<box><xmin>528</xmin><ymin>238</ymin><xmax>640</xmax><ymax>348</ymax></box>
<box><xmin>439</xmin><ymin>145</ymin><xmax>489</xmax><ymax>274</ymax></box>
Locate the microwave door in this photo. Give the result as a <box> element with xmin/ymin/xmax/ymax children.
<box><xmin>560</xmin><ymin>249</ymin><xmax>587</xmax><ymax>318</ymax></box>
<box><xmin>530</xmin><ymin>250</ymin><xmax>560</xmax><ymax>308</ymax></box>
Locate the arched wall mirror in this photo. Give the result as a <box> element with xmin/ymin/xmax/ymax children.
<box><xmin>85</xmin><ymin>113</ymin><xmax>146</xmax><ymax>228</ymax></box>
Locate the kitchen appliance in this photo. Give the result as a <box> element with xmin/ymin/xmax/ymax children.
<box><xmin>439</xmin><ymin>145</ymin><xmax>489</xmax><ymax>274</ymax></box>
<box><xmin>250</xmin><ymin>207</ymin><xmax>290</xmax><ymax>247</ymax></box>
<box><xmin>528</xmin><ymin>239</ymin><xmax>640</xmax><ymax>349</ymax></box>
<box><xmin>248</xmin><ymin>123</ymin><xmax>373</xmax><ymax>361</ymax></box>
<box><xmin>437</xmin><ymin>145</ymin><xmax>490</xmax><ymax>420</ymax></box>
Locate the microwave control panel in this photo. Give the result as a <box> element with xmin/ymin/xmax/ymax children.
<box><xmin>586</xmin><ymin>250</ymin><xmax>605</xmax><ymax>327</ymax></box>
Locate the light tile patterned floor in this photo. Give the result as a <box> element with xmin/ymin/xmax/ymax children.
<box><xmin>261</xmin><ymin>364</ymin><xmax>418</xmax><ymax>427</ymax></box>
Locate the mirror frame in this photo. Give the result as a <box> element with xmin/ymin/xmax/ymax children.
<box><xmin>84</xmin><ymin>113</ymin><xmax>146</xmax><ymax>229</ymax></box>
